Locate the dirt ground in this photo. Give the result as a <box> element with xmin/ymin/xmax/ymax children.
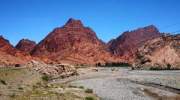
<box><xmin>53</xmin><ymin>67</ymin><xmax>180</xmax><ymax>100</ymax></box>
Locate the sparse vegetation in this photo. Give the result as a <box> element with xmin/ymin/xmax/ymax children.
<box><xmin>149</xmin><ymin>65</ymin><xmax>179</xmax><ymax>70</ymax></box>
<box><xmin>85</xmin><ymin>88</ymin><xmax>93</xmax><ymax>93</ymax></box>
<box><xmin>18</xmin><ymin>87</ymin><xmax>23</xmax><ymax>90</ymax></box>
<box><xmin>96</xmin><ymin>62</ymin><xmax>131</xmax><ymax>67</ymax></box>
<box><xmin>68</xmin><ymin>85</ymin><xmax>77</xmax><ymax>88</ymax></box>
<box><xmin>41</xmin><ymin>74</ymin><xmax>51</xmax><ymax>81</ymax></box>
<box><xmin>85</xmin><ymin>96</ymin><xmax>95</xmax><ymax>100</ymax></box>
<box><xmin>79</xmin><ymin>86</ymin><xmax>84</xmax><ymax>89</ymax></box>
<box><xmin>15</xmin><ymin>64</ymin><xmax>21</xmax><ymax>67</ymax></box>
<box><xmin>9</xmin><ymin>93</ymin><xmax>16</xmax><ymax>98</ymax></box>
<box><xmin>0</xmin><ymin>67</ymin><xmax>99</xmax><ymax>100</ymax></box>
<box><xmin>0</xmin><ymin>79</ymin><xmax>7</xmax><ymax>85</ymax></box>
<box><xmin>149</xmin><ymin>67</ymin><xmax>162</xmax><ymax>70</ymax></box>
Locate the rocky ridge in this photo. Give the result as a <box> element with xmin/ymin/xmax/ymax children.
<box><xmin>108</xmin><ymin>25</ymin><xmax>161</xmax><ymax>62</ymax></box>
<box><xmin>0</xmin><ymin>36</ymin><xmax>31</xmax><ymax>65</ymax></box>
<box><xmin>31</xmin><ymin>18</ymin><xmax>117</xmax><ymax>65</ymax></box>
<box><xmin>26</xmin><ymin>60</ymin><xmax>77</xmax><ymax>78</ymax></box>
<box><xmin>16</xmin><ymin>39</ymin><xmax>36</xmax><ymax>53</ymax></box>
<box><xmin>133</xmin><ymin>34</ymin><xmax>180</xmax><ymax>69</ymax></box>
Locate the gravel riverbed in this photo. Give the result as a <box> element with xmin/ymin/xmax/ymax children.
<box><xmin>53</xmin><ymin>67</ymin><xmax>180</xmax><ymax>100</ymax></box>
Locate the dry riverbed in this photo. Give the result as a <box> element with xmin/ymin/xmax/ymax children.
<box><xmin>53</xmin><ymin>67</ymin><xmax>180</xmax><ymax>100</ymax></box>
<box><xmin>0</xmin><ymin>67</ymin><xmax>99</xmax><ymax>100</ymax></box>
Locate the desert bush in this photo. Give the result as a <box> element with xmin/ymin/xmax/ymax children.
<box><xmin>18</xmin><ymin>87</ymin><xmax>23</xmax><ymax>90</ymax></box>
<box><xmin>79</xmin><ymin>86</ymin><xmax>84</xmax><ymax>89</ymax></box>
<box><xmin>85</xmin><ymin>96</ymin><xmax>95</xmax><ymax>100</ymax></box>
<box><xmin>97</xmin><ymin>62</ymin><xmax>131</xmax><ymax>67</ymax></box>
<box><xmin>41</xmin><ymin>74</ymin><xmax>51</xmax><ymax>81</ymax></box>
<box><xmin>15</xmin><ymin>64</ymin><xmax>21</xmax><ymax>67</ymax></box>
<box><xmin>149</xmin><ymin>66</ymin><xmax>174</xmax><ymax>70</ymax></box>
<box><xmin>68</xmin><ymin>85</ymin><xmax>77</xmax><ymax>88</ymax></box>
<box><xmin>149</xmin><ymin>67</ymin><xmax>161</xmax><ymax>70</ymax></box>
<box><xmin>0</xmin><ymin>79</ymin><xmax>7</xmax><ymax>85</ymax></box>
<box><xmin>10</xmin><ymin>93</ymin><xmax>16</xmax><ymax>98</ymax></box>
<box><xmin>85</xmin><ymin>89</ymin><xmax>93</xmax><ymax>93</ymax></box>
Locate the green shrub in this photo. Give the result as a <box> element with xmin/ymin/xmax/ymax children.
<box><xmin>0</xmin><ymin>79</ymin><xmax>7</xmax><ymax>85</ymax></box>
<box><xmin>149</xmin><ymin>67</ymin><xmax>160</xmax><ymax>70</ymax></box>
<box><xmin>85</xmin><ymin>89</ymin><xmax>93</xmax><ymax>93</ymax></box>
<box><xmin>85</xmin><ymin>96</ymin><xmax>95</xmax><ymax>100</ymax></box>
<box><xmin>41</xmin><ymin>74</ymin><xmax>51</xmax><ymax>81</ymax></box>
<box><xmin>68</xmin><ymin>85</ymin><xmax>77</xmax><ymax>88</ymax></box>
<box><xmin>10</xmin><ymin>93</ymin><xmax>16</xmax><ymax>98</ymax></box>
<box><xmin>96</xmin><ymin>62</ymin><xmax>131</xmax><ymax>67</ymax></box>
<box><xmin>18</xmin><ymin>87</ymin><xmax>23</xmax><ymax>90</ymax></box>
<box><xmin>79</xmin><ymin>86</ymin><xmax>84</xmax><ymax>89</ymax></box>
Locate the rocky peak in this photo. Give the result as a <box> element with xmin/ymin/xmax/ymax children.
<box><xmin>0</xmin><ymin>35</ymin><xmax>15</xmax><ymax>53</ymax></box>
<box><xmin>0</xmin><ymin>36</ymin><xmax>32</xmax><ymax>65</ymax></box>
<box><xmin>108</xmin><ymin>25</ymin><xmax>161</xmax><ymax>62</ymax></box>
<box><xmin>16</xmin><ymin>39</ymin><xmax>36</xmax><ymax>53</ymax></box>
<box><xmin>120</xmin><ymin>25</ymin><xmax>159</xmax><ymax>39</ymax></box>
<box><xmin>31</xmin><ymin>18</ymin><xmax>114</xmax><ymax>64</ymax></box>
<box><xmin>64</xmin><ymin>18</ymin><xmax>84</xmax><ymax>28</ymax></box>
<box><xmin>0</xmin><ymin>35</ymin><xmax>10</xmax><ymax>47</ymax></box>
<box><xmin>137</xmin><ymin>25</ymin><xmax>159</xmax><ymax>32</ymax></box>
<box><xmin>133</xmin><ymin>34</ymin><xmax>180</xmax><ymax>69</ymax></box>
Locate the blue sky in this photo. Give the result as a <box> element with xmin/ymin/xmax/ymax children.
<box><xmin>0</xmin><ymin>0</ymin><xmax>180</xmax><ymax>45</ymax></box>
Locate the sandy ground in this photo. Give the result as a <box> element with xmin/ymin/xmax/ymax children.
<box><xmin>52</xmin><ymin>67</ymin><xmax>180</xmax><ymax>100</ymax></box>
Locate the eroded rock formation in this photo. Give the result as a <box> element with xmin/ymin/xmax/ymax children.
<box><xmin>16</xmin><ymin>39</ymin><xmax>36</xmax><ymax>53</ymax></box>
<box><xmin>0</xmin><ymin>36</ymin><xmax>31</xmax><ymax>65</ymax></box>
<box><xmin>31</xmin><ymin>18</ymin><xmax>115</xmax><ymax>65</ymax></box>
<box><xmin>133</xmin><ymin>34</ymin><xmax>180</xmax><ymax>69</ymax></box>
<box><xmin>108</xmin><ymin>25</ymin><xmax>161</xmax><ymax>62</ymax></box>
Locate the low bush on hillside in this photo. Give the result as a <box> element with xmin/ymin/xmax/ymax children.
<box><xmin>68</xmin><ymin>85</ymin><xmax>78</xmax><ymax>88</ymax></box>
<box><xmin>96</xmin><ymin>62</ymin><xmax>131</xmax><ymax>67</ymax></box>
<box><xmin>85</xmin><ymin>89</ymin><xmax>93</xmax><ymax>93</ymax></box>
<box><xmin>79</xmin><ymin>86</ymin><xmax>84</xmax><ymax>89</ymax></box>
<box><xmin>149</xmin><ymin>64</ymin><xmax>180</xmax><ymax>70</ymax></box>
<box><xmin>41</xmin><ymin>74</ymin><xmax>51</xmax><ymax>81</ymax></box>
<box><xmin>18</xmin><ymin>87</ymin><xmax>23</xmax><ymax>90</ymax></box>
<box><xmin>85</xmin><ymin>96</ymin><xmax>95</xmax><ymax>100</ymax></box>
<box><xmin>0</xmin><ymin>79</ymin><xmax>7</xmax><ymax>85</ymax></box>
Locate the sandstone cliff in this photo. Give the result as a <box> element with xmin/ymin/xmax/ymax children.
<box><xmin>133</xmin><ymin>34</ymin><xmax>180</xmax><ymax>69</ymax></box>
<box><xmin>108</xmin><ymin>25</ymin><xmax>161</xmax><ymax>62</ymax></box>
<box><xmin>16</xmin><ymin>39</ymin><xmax>36</xmax><ymax>53</ymax></box>
<box><xmin>0</xmin><ymin>36</ymin><xmax>31</xmax><ymax>65</ymax></box>
<box><xmin>31</xmin><ymin>18</ymin><xmax>115</xmax><ymax>65</ymax></box>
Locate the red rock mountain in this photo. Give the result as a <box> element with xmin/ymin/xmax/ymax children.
<box><xmin>0</xmin><ymin>36</ymin><xmax>19</xmax><ymax>55</ymax></box>
<box><xmin>0</xmin><ymin>36</ymin><xmax>31</xmax><ymax>65</ymax></box>
<box><xmin>16</xmin><ymin>39</ymin><xmax>36</xmax><ymax>53</ymax></box>
<box><xmin>133</xmin><ymin>34</ymin><xmax>180</xmax><ymax>69</ymax></box>
<box><xmin>31</xmin><ymin>18</ymin><xmax>115</xmax><ymax>64</ymax></box>
<box><xmin>108</xmin><ymin>25</ymin><xmax>161</xmax><ymax>62</ymax></box>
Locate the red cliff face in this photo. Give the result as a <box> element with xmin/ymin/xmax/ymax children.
<box><xmin>31</xmin><ymin>18</ymin><xmax>114</xmax><ymax>65</ymax></box>
<box><xmin>133</xmin><ymin>34</ymin><xmax>180</xmax><ymax>69</ymax></box>
<box><xmin>0</xmin><ymin>36</ymin><xmax>18</xmax><ymax>55</ymax></box>
<box><xmin>16</xmin><ymin>39</ymin><xmax>36</xmax><ymax>53</ymax></box>
<box><xmin>108</xmin><ymin>25</ymin><xmax>161</xmax><ymax>62</ymax></box>
<box><xmin>0</xmin><ymin>36</ymin><xmax>32</xmax><ymax>65</ymax></box>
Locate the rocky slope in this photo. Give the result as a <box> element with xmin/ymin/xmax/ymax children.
<box><xmin>31</xmin><ymin>18</ymin><xmax>116</xmax><ymax>65</ymax></box>
<box><xmin>16</xmin><ymin>39</ymin><xmax>36</xmax><ymax>53</ymax></box>
<box><xmin>0</xmin><ymin>36</ymin><xmax>31</xmax><ymax>65</ymax></box>
<box><xmin>26</xmin><ymin>60</ymin><xmax>77</xmax><ymax>78</ymax></box>
<box><xmin>108</xmin><ymin>25</ymin><xmax>161</xmax><ymax>62</ymax></box>
<box><xmin>133</xmin><ymin>34</ymin><xmax>180</xmax><ymax>69</ymax></box>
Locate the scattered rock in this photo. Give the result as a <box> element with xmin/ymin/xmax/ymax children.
<box><xmin>26</xmin><ymin>60</ymin><xmax>78</xmax><ymax>78</ymax></box>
